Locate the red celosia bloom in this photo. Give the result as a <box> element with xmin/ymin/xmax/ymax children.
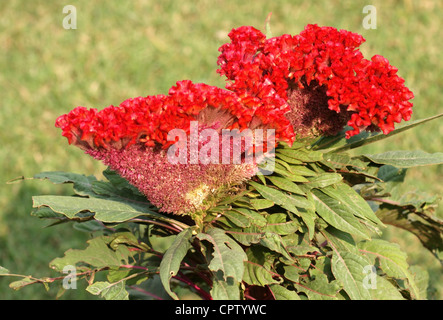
<box><xmin>56</xmin><ymin>80</ymin><xmax>278</xmax><ymax>214</ymax></box>
<box><xmin>217</xmin><ymin>24</ymin><xmax>414</xmax><ymax>138</ymax></box>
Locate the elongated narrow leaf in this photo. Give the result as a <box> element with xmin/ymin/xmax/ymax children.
<box><xmin>159</xmin><ymin>228</ymin><xmax>193</xmax><ymax>300</ymax></box>
<box><xmin>222</xmin><ymin>210</ymin><xmax>251</xmax><ymax>228</ymax></box>
<box><xmin>277</xmin><ymin>148</ymin><xmax>323</xmax><ymax>162</ymax></box>
<box><xmin>312</xmin><ymin>190</ymin><xmax>369</xmax><ymax>239</ymax></box>
<box><xmin>249</xmin><ymin>182</ymin><xmax>298</xmax><ymax>214</ymax></box>
<box><xmin>316</xmin><ymin>113</ymin><xmax>443</xmax><ymax>152</ymax></box>
<box><xmin>303</xmin><ymin>173</ymin><xmax>343</xmax><ymax>190</ymax></box>
<box><xmin>362</xmin><ymin>150</ymin><xmax>443</xmax><ymax>168</ymax></box>
<box><xmin>267</xmin><ymin>176</ymin><xmax>305</xmax><ymax>195</ymax></box>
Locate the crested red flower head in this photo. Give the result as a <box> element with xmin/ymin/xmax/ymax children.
<box><xmin>56</xmin><ymin>80</ymin><xmax>280</xmax><ymax>214</ymax></box>
<box><xmin>217</xmin><ymin>24</ymin><xmax>414</xmax><ymax>138</ymax></box>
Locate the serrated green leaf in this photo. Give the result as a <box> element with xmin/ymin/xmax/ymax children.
<box><xmin>312</xmin><ymin>190</ymin><xmax>370</xmax><ymax>239</ymax></box>
<box><xmin>369</xmin><ymin>275</ymin><xmax>405</xmax><ymax>300</ymax></box>
<box><xmin>331</xmin><ymin>251</ymin><xmax>372</xmax><ymax>300</ymax></box>
<box><xmin>377</xmin><ymin>165</ymin><xmax>407</xmax><ymax>182</ymax></box>
<box><xmin>33</xmin><ymin>171</ymin><xmax>97</xmax><ymax>196</ymax></box>
<box><xmin>50</xmin><ymin>234</ymin><xmax>135</xmax><ymax>272</ymax></box>
<box><xmin>269</xmin><ymin>284</ymin><xmax>301</xmax><ymax>300</ymax></box>
<box><xmin>321</xmin><ymin>183</ymin><xmax>384</xmax><ymax>227</ymax></box>
<box><xmin>358</xmin><ymin>239</ymin><xmax>420</xmax><ymax>299</ymax></box>
<box><xmin>86</xmin><ymin>281</ymin><xmax>129</xmax><ymax>300</ymax></box>
<box><xmin>159</xmin><ymin>228</ymin><xmax>193</xmax><ymax>300</ymax></box>
<box><xmin>363</xmin><ymin>150</ymin><xmax>443</xmax><ymax>168</ymax></box>
<box><xmin>196</xmin><ymin>228</ymin><xmax>247</xmax><ymax>281</ymax></box>
<box><xmin>32</xmin><ymin>195</ymin><xmax>164</xmax><ymax>223</ymax></box>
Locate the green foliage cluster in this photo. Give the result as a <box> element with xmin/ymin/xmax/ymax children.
<box><xmin>2</xmin><ymin>115</ymin><xmax>441</xmax><ymax>300</ymax></box>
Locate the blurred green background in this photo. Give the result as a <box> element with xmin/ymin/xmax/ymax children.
<box><xmin>0</xmin><ymin>0</ymin><xmax>441</xmax><ymax>299</ymax></box>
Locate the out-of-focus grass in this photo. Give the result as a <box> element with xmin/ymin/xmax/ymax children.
<box><xmin>0</xmin><ymin>0</ymin><xmax>441</xmax><ymax>299</ymax></box>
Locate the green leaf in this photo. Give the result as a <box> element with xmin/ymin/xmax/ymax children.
<box><xmin>159</xmin><ymin>227</ymin><xmax>193</xmax><ymax>300</ymax></box>
<box><xmin>243</xmin><ymin>247</ymin><xmax>281</xmax><ymax>286</ymax></box>
<box><xmin>222</xmin><ymin>210</ymin><xmax>251</xmax><ymax>228</ymax></box>
<box><xmin>260</xmin><ymin>232</ymin><xmax>293</xmax><ymax>261</ymax></box>
<box><xmin>303</xmin><ymin>173</ymin><xmax>343</xmax><ymax>190</ymax></box>
<box><xmin>49</xmin><ymin>234</ymin><xmax>135</xmax><ymax>272</ymax></box>
<box><xmin>277</xmin><ymin>148</ymin><xmax>323</xmax><ymax>162</ymax></box>
<box><xmin>9</xmin><ymin>277</ymin><xmax>35</xmax><ymax>291</ymax></box>
<box><xmin>0</xmin><ymin>266</ymin><xmax>10</xmax><ymax>275</ymax></box>
<box><xmin>211</xmin><ymin>273</ymin><xmax>240</xmax><ymax>300</ymax></box>
<box><xmin>312</xmin><ymin>190</ymin><xmax>370</xmax><ymax>239</ymax></box>
<box><xmin>362</xmin><ymin>150</ymin><xmax>443</xmax><ymax>168</ymax></box>
<box><xmin>196</xmin><ymin>228</ymin><xmax>247</xmax><ymax>281</ymax></box>
<box><xmin>32</xmin><ymin>195</ymin><xmax>165</xmax><ymax>223</ymax></box>
<box><xmin>269</xmin><ymin>284</ymin><xmax>301</xmax><ymax>300</ymax></box>
<box><xmin>320</xmin><ymin>183</ymin><xmax>384</xmax><ymax>227</ymax></box>
<box><xmin>33</xmin><ymin>171</ymin><xmax>97</xmax><ymax>196</ymax></box>
<box><xmin>267</xmin><ymin>176</ymin><xmax>305</xmax><ymax>195</ymax></box>
<box><xmin>295</xmin><ymin>273</ymin><xmax>341</xmax><ymax>300</ymax></box>
<box><xmin>315</xmin><ymin>113</ymin><xmax>443</xmax><ymax>152</ymax></box>
<box><xmin>249</xmin><ymin>182</ymin><xmax>297</xmax><ymax>214</ymax></box>
<box><xmin>250</xmin><ymin>181</ymin><xmax>313</xmax><ymax>213</ymax></box>
<box><xmin>358</xmin><ymin>239</ymin><xmax>420</xmax><ymax>299</ymax></box>
<box><xmin>265</xmin><ymin>213</ymin><xmax>301</xmax><ymax>235</ymax></box>
<box><xmin>86</xmin><ymin>281</ymin><xmax>129</xmax><ymax>300</ymax></box>
<box><xmin>331</xmin><ymin>251</ymin><xmax>372</xmax><ymax>300</ymax></box>
<box><xmin>225</xmin><ymin>226</ymin><xmax>264</xmax><ymax>246</ymax></box>
<box><xmin>369</xmin><ymin>275</ymin><xmax>405</xmax><ymax>300</ymax></box>
<box><xmin>375</xmin><ymin>203</ymin><xmax>443</xmax><ymax>263</ymax></box>
<box><xmin>250</xmin><ymin>198</ymin><xmax>274</xmax><ymax>210</ymax></box>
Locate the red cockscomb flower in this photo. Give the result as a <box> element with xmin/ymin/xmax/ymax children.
<box><xmin>56</xmin><ymin>80</ymin><xmax>280</xmax><ymax>214</ymax></box>
<box><xmin>217</xmin><ymin>24</ymin><xmax>414</xmax><ymax>138</ymax></box>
